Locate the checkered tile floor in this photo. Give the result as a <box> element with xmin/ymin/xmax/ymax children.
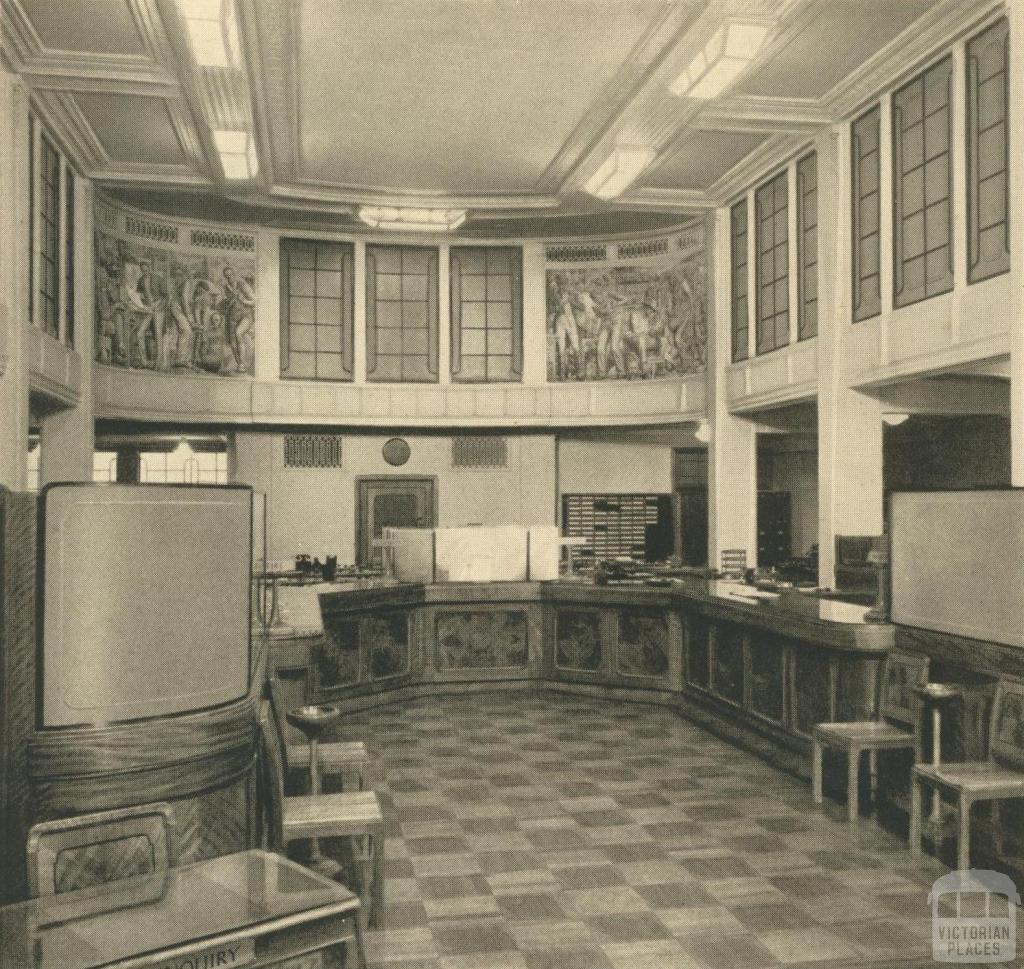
<box><xmin>320</xmin><ymin>689</ymin><xmax>998</xmax><ymax>969</ymax></box>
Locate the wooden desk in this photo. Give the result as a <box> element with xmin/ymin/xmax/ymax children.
<box><xmin>0</xmin><ymin>850</ymin><xmax>361</xmax><ymax>969</ymax></box>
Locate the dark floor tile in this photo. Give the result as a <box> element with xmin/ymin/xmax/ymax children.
<box><xmin>381</xmin><ymin>901</ymin><xmax>431</xmax><ymax>929</ymax></box>
<box><xmin>489</xmin><ymin>773</ymin><xmax>532</xmax><ymax>788</ymax></box>
<box><xmin>586</xmin><ymin>912</ymin><xmax>672</xmax><ymax>942</ymax></box>
<box><xmin>497</xmin><ymin>893</ymin><xmax>566</xmax><ymax>922</ymax></box>
<box><xmin>722</xmin><ymin>833</ymin><xmax>789</xmax><ymax>855</ymax></box>
<box><xmin>556</xmin><ymin>782</ymin><xmax>604</xmax><ymax>798</ymax></box>
<box><xmin>679</xmin><ymin>856</ymin><xmax>758</xmax><ymax>881</ymax></box>
<box><xmin>525</xmin><ymin>828</ymin><xmax>591</xmax><ymax>850</ymax></box>
<box><xmin>571</xmin><ymin>810</ymin><xmax>632</xmax><ymax>828</ymax></box>
<box><xmin>756</xmin><ymin>816</ymin><xmax>811</xmax><ymax>834</ymax></box>
<box><xmin>478</xmin><ymin>851</ymin><xmax>542</xmax><ymax>875</ymax></box>
<box><xmin>386</xmin><ymin>858</ymin><xmax>416</xmax><ymax>878</ymax></box>
<box><xmin>616</xmin><ymin>790</ymin><xmax>671</xmax><ymax>809</ymax></box>
<box><xmin>683</xmin><ymin>802</ymin><xmax>742</xmax><ymax>822</ymax></box>
<box><xmin>396</xmin><ymin>805</ymin><xmax>455</xmax><ymax>823</ymax></box>
<box><xmin>602</xmin><ymin>843</ymin><xmax>666</xmax><ymax>864</ymax></box>
<box><xmin>554</xmin><ymin>865</ymin><xmax>626</xmax><ymax>891</ymax></box>
<box><xmin>431</xmin><ymin>920</ymin><xmax>518</xmax><ymax>956</ymax></box>
<box><xmin>406</xmin><ymin>836</ymin><xmax>470</xmax><ymax>857</ymax></box>
<box><xmin>680</xmin><ymin>932</ymin><xmax>782</xmax><ymax>969</ymax></box>
<box><xmin>419</xmin><ymin>874</ymin><xmax>492</xmax><ymax>899</ymax></box>
<box><xmin>635</xmin><ymin>881</ymin><xmax>716</xmax><ymax>910</ymax></box>
<box><xmin>732</xmin><ymin>901</ymin><xmax>822</xmax><ymax>933</ymax></box>
<box><xmin>460</xmin><ymin>817</ymin><xmax>521</xmax><ymax>835</ymax></box>
<box><xmin>769</xmin><ymin>873</ymin><xmax>841</xmax><ymax>899</ymax></box>
<box><xmin>524</xmin><ymin>947</ymin><xmax>614</xmax><ymax>969</ymax></box>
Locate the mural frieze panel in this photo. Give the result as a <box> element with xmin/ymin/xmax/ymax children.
<box><xmin>93</xmin><ymin>201</ymin><xmax>256</xmax><ymax>378</ymax></box>
<box><xmin>545</xmin><ymin>225</ymin><xmax>706</xmax><ymax>382</ymax></box>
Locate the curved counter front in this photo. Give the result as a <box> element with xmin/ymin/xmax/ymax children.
<box><xmin>271</xmin><ymin>579</ymin><xmax>893</xmax><ymax>772</ymax></box>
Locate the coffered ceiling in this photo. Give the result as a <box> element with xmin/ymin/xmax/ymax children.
<box><xmin>1</xmin><ymin>0</ymin><xmax>994</xmax><ymax>237</ymax></box>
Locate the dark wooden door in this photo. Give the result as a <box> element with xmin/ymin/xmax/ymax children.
<box><xmin>757</xmin><ymin>490</ymin><xmax>792</xmax><ymax>568</ymax></box>
<box><xmin>677</xmin><ymin>489</ymin><xmax>709</xmax><ymax>567</ymax></box>
<box><xmin>357</xmin><ymin>477</ymin><xmax>436</xmax><ymax>566</ymax></box>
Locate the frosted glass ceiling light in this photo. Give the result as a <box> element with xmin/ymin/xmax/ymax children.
<box><xmin>584</xmin><ymin>147</ymin><xmax>655</xmax><ymax>200</ymax></box>
<box><xmin>670</xmin><ymin>19</ymin><xmax>774</xmax><ymax>100</ymax></box>
<box><xmin>358</xmin><ymin>207</ymin><xmax>467</xmax><ymax>232</ymax></box>
<box><xmin>179</xmin><ymin>0</ymin><xmax>241</xmax><ymax>69</ymax></box>
<box><xmin>213</xmin><ymin>129</ymin><xmax>258</xmax><ymax>180</ymax></box>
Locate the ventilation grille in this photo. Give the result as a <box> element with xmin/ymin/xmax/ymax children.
<box><xmin>545</xmin><ymin>244</ymin><xmax>607</xmax><ymax>263</ymax></box>
<box><xmin>618</xmin><ymin>238</ymin><xmax>668</xmax><ymax>259</ymax></box>
<box><xmin>284</xmin><ymin>434</ymin><xmax>343</xmax><ymax>468</ymax></box>
<box><xmin>453</xmin><ymin>436</ymin><xmax>508</xmax><ymax>468</ymax></box>
<box><xmin>190</xmin><ymin>229</ymin><xmax>256</xmax><ymax>252</ymax></box>
<box><xmin>125</xmin><ymin>216</ymin><xmax>178</xmax><ymax>244</ymax></box>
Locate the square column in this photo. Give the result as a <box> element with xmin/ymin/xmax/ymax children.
<box><xmin>816</xmin><ymin>124</ymin><xmax>884</xmax><ymax>587</ymax></box>
<box><xmin>1009</xmin><ymin>4</ymin><xmax>1024</xmax><ymax>484</ymax></box>
<box><xmin>0</xmin><ymin>72</ymin><xmax>30</xmax><ymax>491</ymax></box>
<box><xmin>39</xmin><ymin>179</ymin><xmax>94</xmax><ymax>485</ymax></box>
<box><xmin>707</xmin><ymin>207</ymin><xmax>757</xmax><ymax>570</ymax></box>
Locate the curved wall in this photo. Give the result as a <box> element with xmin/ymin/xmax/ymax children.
<box><xmin>91</xmin><ymin>196</ymin><xmax>709</xmax><ymax>427</ymax></box>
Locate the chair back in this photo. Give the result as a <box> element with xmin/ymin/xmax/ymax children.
<box><xmin>266</xmin><ymin>674</ymin><xmax>294</xmax><ymax>775</ymax></box>
<box><xmin>879</xmin><ymin>650</ymin><xmax>930</xmax><ymax>725</ymax></box>
<box><xmin>27</xmin><ymin>803</ymin><xmax>176</xmax><ymax>898</ymax></box>
<box><xmin>990</xmin><ymin>676</ymin><xmax>1024</xmax><ymax>771</ymax></box>
<box><xmin>258</xmin><ymin>700</ymin><xmax>287</xmax><ymax>852</ymax></box>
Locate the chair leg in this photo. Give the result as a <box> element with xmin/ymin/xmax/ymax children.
<box><xmin>812</xmin><ymin>739</ymin><xmax>823</xmax><ymax>804</ymax></box>
<box><xmin>958</xmin><ymin>795</ymin><xmax>971</xmax><ymax>872</ymax></box>
<box><xmin>350</xmin><ymin>909</ymin><xmax>369</xmax><ymax>969</ymax></box>
<box><xmin>372</xmin><ymin>833</ymin><xmax>385</xmax><ymax>930</ymax></box>
<box><xmin>909</xmin><ymin>776</ymin><xmax>921</xmax><ymax>857</ymax></box>
<box><xmin>847</xmin><ymin>747</ymin><xmax>860</xmax><ymax>823</ymax></box>
<box><xmin>351</xmin><ymin>833</ymin><xmax>375</xmax><ymax>929</ymax></box>
<box><xmin>868</xmin><ymin>750</ymin><xmax>879</xmax><ymax>811</ymax></box>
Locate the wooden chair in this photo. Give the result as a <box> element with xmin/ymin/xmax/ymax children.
<box><xmin>260</xmin><ymin>701</ymin><xmax>384</xmax><ymax>943</ymax></box>
<box><xmin>27</xmin><ymin>803</ymin><xmax>177</xmax><ymax>897</ymax></box>
<box><xmin>269</xmin><ymin>673</ymin><xmax>369</xmax><ymax>792</ymax></box>
<box><xmin>911</xmin><ymin>675</ymin><xmax>1024</xmax><ymax>871</ymax></box>
<box><xmin>812</xmin><ymin>650</ymin><xmax>929</xmax><ymax>822</ymax></box>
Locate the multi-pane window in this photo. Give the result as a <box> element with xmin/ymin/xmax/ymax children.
<box><xmin>730</xmin><ymin>199</ymin><xmax>749</xmax><ymax>362</ymax></box>
<box><xmin>366</xmin><ymin>245</ymin><xmax>439</xmax><ymax>382</ymax></box>
<box><xmin>967</xmin><ymin>17</ymin><xmax>1009</xmax><ymax>284</ymax></box>
<box><xmin>39</xmin><ymin>136</ymin><xmax>60</xmax><ymax>338</ymax></box>
<box><xmin>851</xmin><ymin>106</ymin><xmax>881</xmax><ymax>321</ymax></box>
<box><xmin>755</xmin><ymin>172</ymin><xmax>789</xmax><ymax>355</ymax></box>
<box><xmin>140</xmin><ymin>448</ymin><xmax>227</xmax><ymax>484</ymax></box>
<box><xmin>92</xmin><ymin>451</ymin><xmax>118</xmax><ymax>483</ymax></box>
<box><xmin>64</xmin><ymin>170</ymin><xmax>75</xmax><ymax>348</ymax></box>
<box><xmin>893</xmin><ymin>56</ymin><xmax>953</xmax><ymax>308</ymax></box>
<box><xmin>796</xmin><ymin>152</ymin><xmax>818</xmax><ymax>340</ymax></box>
<box><xmin>279</xmin><ymin>238</ymin><xmax>354</xmax><ymax>381</ymax></box>
<box><xmin>450</xmin><ymin>247</ymin><xmax>522</xmax><ymax>382</ymax></box>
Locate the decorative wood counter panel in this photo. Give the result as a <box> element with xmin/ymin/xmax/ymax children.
<box><xmin>304</xmin><ymin>580</ymin><xmax>894</xmax><ymax>760</ymax></box>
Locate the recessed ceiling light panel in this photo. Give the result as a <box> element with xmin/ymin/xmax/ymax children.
<box><xmin>670</xmin><ymin>18</ymin><xmax>774</xmax><ymax>100</ymax></box>
<box><xmin>359</xmin><ymin>207</ymin><xmax>467</xmax><ymax>232</ymax></box>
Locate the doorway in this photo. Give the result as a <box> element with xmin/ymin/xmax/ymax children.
<box><xmin>356</xmin><ymin>476</ymin><xmax>437</xmax><ymax>567</ymax></box>
<box><xmin>676</xmin><ymin>488</ymin><xmax>709</xmax><ymax>567</ymax></box>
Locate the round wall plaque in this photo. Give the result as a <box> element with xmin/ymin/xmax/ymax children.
<box><xmin>382</xmin><ymin>438</ymin><xmax>411</xmax><ymax>466</ymax></box>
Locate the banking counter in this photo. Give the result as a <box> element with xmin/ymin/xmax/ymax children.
<box><xmin>270</xmin><ymin>578</ymin><xmax>893</xmax><ymax>778</ymax></box>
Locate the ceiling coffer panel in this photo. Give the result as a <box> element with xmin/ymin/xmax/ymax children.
<box><xmin>295</xmin><ymin>0</ymin><xmax>671</xmax><ymax>194</ymax></box>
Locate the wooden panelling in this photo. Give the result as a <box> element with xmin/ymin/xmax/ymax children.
<box><xmin>0</xmin><ymin>490</ymin><xmax>38</xmax><ymax>905</ymax></box>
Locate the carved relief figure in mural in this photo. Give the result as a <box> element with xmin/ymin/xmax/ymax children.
<box><xmin>94</xmin><ymin>229</ymin><xmax>255</xmax><ymax>377</ymax></box>
<box><xmin>546</xmin><ymin>250</ymin><xmax>707</xmax><ymax>382</ymax></box>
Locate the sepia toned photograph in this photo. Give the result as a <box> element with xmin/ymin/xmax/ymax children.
<box><xmin>0</xmin><ymin>1</ymin><xmax>1022</xmax><ymax>967</ymax></box>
